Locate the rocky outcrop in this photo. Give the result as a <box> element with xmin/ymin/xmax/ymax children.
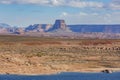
<box><xmin>47</xmin><ymin>20</ymin><xmax>71</xmax><ymax>32</ymax></box>
<box><xmin>25</xmin><ymin>24</ymin><xmax>52</xmax><ymax>32</ymax></box>
<box><xmin>0</xmin><ymin>23</ymin><xmax>19</xmax><ymax>34</ymax></box>
<box><xmin>14</xmin><ymin>28</ymin><xmax>25</xmax><ymax>34</ymax></box>
<box><xmin>101</xmin><ymin>69</ymin><xmax>113</xmax><ymax>73</ymax></box>
<box><xmin>53</xmin><ymin>20</ymin><xmax>67</xmax><ymax>30</ymax></box>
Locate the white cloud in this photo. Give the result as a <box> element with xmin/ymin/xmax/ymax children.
<box><xmin>60</xmin><ymin>12</ymin><xmax>99</xmax><ymax>17</ymax></box>
<box><xmin>0</xmin><ymin>0</ymin><xmax>12</xmax><ymax>4</ymax></box>
<box><xmin>0</xmin><ymin>0</ymin><xmax>50</xmax><ymax>5</ymax></box>
<box><xmin>91</xmin><ymin>13</ymin><xmax>99</xmax><ymax>16</ymax></box>
<box><xmin>62</xmin><ymin>12</ymin><xmax>68</xmax><ymax>16</ymax></box>
<box><xmin>79</xmin><ymin>12</ymin><xmax>88</xmax><ymax>16</ymax></box>
<box><xmin>1</xmin><ymin>0</ymin><xmax>120</xmax><ymax>10</ymax></box>
<box><xmin>0</xmin><ymin>0</ymin><xmax>104</xmax><ymax>8</ymax></box>
<box><xmin>67</xmin><ymin>1</ymin><xmax>104</xmax><ymax>8</ymax></box>
<box><xmin>60</xmin><ymin>12</ymin><xmax>120</xmax><ymax>24</ymax></box>
<box><xmin>50</xmin><ymin>0</ymin><xmax>64</xmax><ymax>6</ymax></box>
<box><xmin>104</xmin><ymin>0</ymin><xmax>120</xmax><ymax>10</ymax></box>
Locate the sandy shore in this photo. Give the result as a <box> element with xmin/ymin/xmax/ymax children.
<box><xmin>1</xmin><ymin>68</ymin><xmax>120</xmax><ymax>75</ymax></box>
<box><xmin>0</xmin><ymin>53</ymin><xmax>120</xmax><ymax>75</ymax></box>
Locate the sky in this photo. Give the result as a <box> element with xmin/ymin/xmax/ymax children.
<box><xmin>0</xmin><ymin>0</ymin><xmax>120</xmax><ymax>27</ymax></box>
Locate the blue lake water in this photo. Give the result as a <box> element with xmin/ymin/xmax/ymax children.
<box><xmin>0</xmin><ymin>72</ymin><xmax>120</xmax><ymax>80</ymax></box>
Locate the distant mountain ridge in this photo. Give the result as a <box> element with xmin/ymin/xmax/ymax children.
<box><xmin>68</xmin><ymin>25</ymin><xmax>120</xmax><ymax>33</ymax></box>
<box><xmin>25</xmin><ymin>24</ymin><xmax>52</xmax><ymax>32</ymax></box>
<box><xmin>0</xmin><ymin>20</ymin><xmax>120</xmax><ymax>38</ymax></box>
<box><xmin>0</xmin><ymin>23</ymin><xmax>24</xmax><ymax>34</ymax></box>
<box><xmin>0</xmin><ymin>23</ymin><xmax>15</xmax><ymax>34</ymax></box>
<box><xmin>0</xmin><ymin>23</ymin><xmax>11</xmax><ymax>28</ymax></box>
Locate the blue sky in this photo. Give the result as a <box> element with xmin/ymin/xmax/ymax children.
<box><xmin>0</xmin><ymin>0</ymin><xmax>120</xmax><ymax>27</ymax></box>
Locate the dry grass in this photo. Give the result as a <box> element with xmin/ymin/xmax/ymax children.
<box><xmin>0</xmin><ymin>35</ymin><xmax>120</xmax><ymax>74</ymax></box>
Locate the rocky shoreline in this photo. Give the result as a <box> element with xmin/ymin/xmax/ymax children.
<box><xmin>1</xmin><ymin>69</ymin><xmax>120</xmax><ymax>75</ymax></box>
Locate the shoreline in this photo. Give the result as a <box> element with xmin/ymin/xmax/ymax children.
<box><xmin>1</xmin><ymin>68</ymin><xmax>120</xmax><ymax>75</ymax></box>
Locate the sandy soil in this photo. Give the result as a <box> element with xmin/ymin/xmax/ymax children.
<box><xmin>0</xmin><ymin>53</ymin><xmax>120</xmax><ymax>75</ymax></box>
<box><xmin>0</xmin><ymin>36</ymin><xmax>120</xmax><ymax>75</ymax></box>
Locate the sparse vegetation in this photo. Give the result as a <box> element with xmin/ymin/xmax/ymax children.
<box><xmin>0</xmin><ymin>35</ymin><xmax>120</xmax><ymax>74</ymax></box>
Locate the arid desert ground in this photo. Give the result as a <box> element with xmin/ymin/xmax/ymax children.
<box><xmin>0</xmin><ymin>35</ymin><xmax>120</xmax><ymax>75</ymax></box>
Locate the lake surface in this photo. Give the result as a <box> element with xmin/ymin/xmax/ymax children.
<box><xmin>0</xmin><ymin>72</ymin><xmax>120</xmax><ymax>80</ymax></box>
